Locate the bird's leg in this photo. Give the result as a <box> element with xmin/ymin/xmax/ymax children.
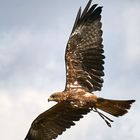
<box><xmin>92</xmin><ymin>107</ymin><xmax>114</xmax><ymax>127</ymax></box>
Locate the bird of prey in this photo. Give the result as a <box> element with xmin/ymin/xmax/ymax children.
<box><xmin>25</xmin><ymin>0</ymin><xmax>135</xmax><ymax>140</ymax></box>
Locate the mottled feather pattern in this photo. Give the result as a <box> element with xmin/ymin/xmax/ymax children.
<box><xmin>65</xmin><ymin>4</ymin><xmax>104</xmax><ymax>91</ymax></box>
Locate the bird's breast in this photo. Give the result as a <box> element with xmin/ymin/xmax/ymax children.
<box><xmin>67</xmin><ymin>91</ymin><xmax>97</xmax><ymax>108</ymax></box>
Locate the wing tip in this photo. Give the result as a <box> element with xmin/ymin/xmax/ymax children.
<box><xmin>71</xmin><ymin>0</ymin><xmax>103</xmax><ymax>33</ymax></box>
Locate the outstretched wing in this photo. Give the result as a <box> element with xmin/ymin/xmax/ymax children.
<box><xmin>65</xmin><ymin>0</ymin><xmax>104</xmax><ymax>92</ymax></box>
<box><xmin>25</xmin><ymin>102</ymin><xmax>90</xmax><ymax>140</ymax></box>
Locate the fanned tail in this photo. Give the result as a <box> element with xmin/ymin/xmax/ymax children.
<box><xmin>96</xmin><ymin>98</ymin><xmax>135</xmax><ymax>117</ymax></box>
<box><xmin>94</xmin><ymin>98</ymin><xmax>135</xmax><ymax>127</ymax></box>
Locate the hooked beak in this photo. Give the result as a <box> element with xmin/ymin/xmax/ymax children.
<box><xmin>48</xmin><ymin>97</ymin><xmax>53</xmax><ymax>102</ymax></box>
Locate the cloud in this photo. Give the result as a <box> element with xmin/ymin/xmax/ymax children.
<box><xmin>0</xmin><ymin>29</ymin><xmax>66</xmax><ymax>92</ymax></box>
<box><xmin>0</xmin><ymin>90</ymin><xmax>48</xmax><ymax>140</ymax></box>
<box><xmin>123</xmin><ymin>3</ymin><xmax>140</xmax><ymax>64</ymax></box>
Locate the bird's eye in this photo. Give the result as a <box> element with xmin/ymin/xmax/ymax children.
<box><xmin>51</xmin><ymin>95</ymin><xmax>55</xmax><ymax>98</ymax></box>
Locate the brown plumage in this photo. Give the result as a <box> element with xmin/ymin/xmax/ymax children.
<box><xmin>96</xmin><ymin>98</ymin><xmax>135</xmax><ymax>117</ymax></box>
<box><xmin>25</xmin><ymin>0</ymin><xmax>135</xmax><ymax>140</ymax></box>
<box><xmin>25</xmin><ymin>102</ymin><xmax>91</xmax><ymax>140</ymax></box>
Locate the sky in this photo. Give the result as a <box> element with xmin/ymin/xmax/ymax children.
<box><xmin>0</xmin><ymin>0</ymin><xmax>140</xmax><ymax>140</ymax></box>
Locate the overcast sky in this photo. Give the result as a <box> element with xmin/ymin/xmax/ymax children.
<box><xmin>0</xmin><ymin>0</ymin><xmax>140</xmax><ymax>140</ymax></box>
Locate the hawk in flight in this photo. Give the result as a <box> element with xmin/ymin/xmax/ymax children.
<box><xmin>25</xmin><ymin>0</ymin><xmax>135</xmax><ymax>140</ymax></box>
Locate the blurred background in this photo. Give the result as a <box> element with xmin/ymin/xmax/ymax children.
<box><xmin>0</xmin><ymin>0</ymin><xmax>140</xmax><ymax>139</ymax></box>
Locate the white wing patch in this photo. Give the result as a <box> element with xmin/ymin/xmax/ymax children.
<box><xmin>67</xmin><ymin>80</ymin><xmax>82</xmax><ymax>90</ymax></box>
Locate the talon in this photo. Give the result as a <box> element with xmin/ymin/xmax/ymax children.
<box><xmin>93</xmin><ymin>107</ymin><xmax>113</xmax><ymax>127</ymax></box>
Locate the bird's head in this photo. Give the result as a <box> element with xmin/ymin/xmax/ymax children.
<box><xmin>48</xmin><ymin>92</ymin><xmax>66</xmax><ymax>102</ymax></box>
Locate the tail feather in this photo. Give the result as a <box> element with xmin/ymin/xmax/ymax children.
<box><xmin>96</xmin><ymin>98</ymin><xmax>135</xmax><ymax>117</ymax></box>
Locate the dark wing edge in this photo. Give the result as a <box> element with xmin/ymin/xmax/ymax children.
<box><xmin>70</xmin><ymin>0</ymin><xmax>101</xmax><ymax>35</ymax></box>
<box><xmin>70</xmin><ymin>0</ymin><xmax>92</xmax><ymax>35</ymax></box>
<box><xmin>24</xmin><ymin>102</ymin><xmax>90</xmax><ymax>140</ymax></box>
<box><xmin>65</xmin><ymin>0</ymin><xmax>104</xmax><ymax>92</ymax></box>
